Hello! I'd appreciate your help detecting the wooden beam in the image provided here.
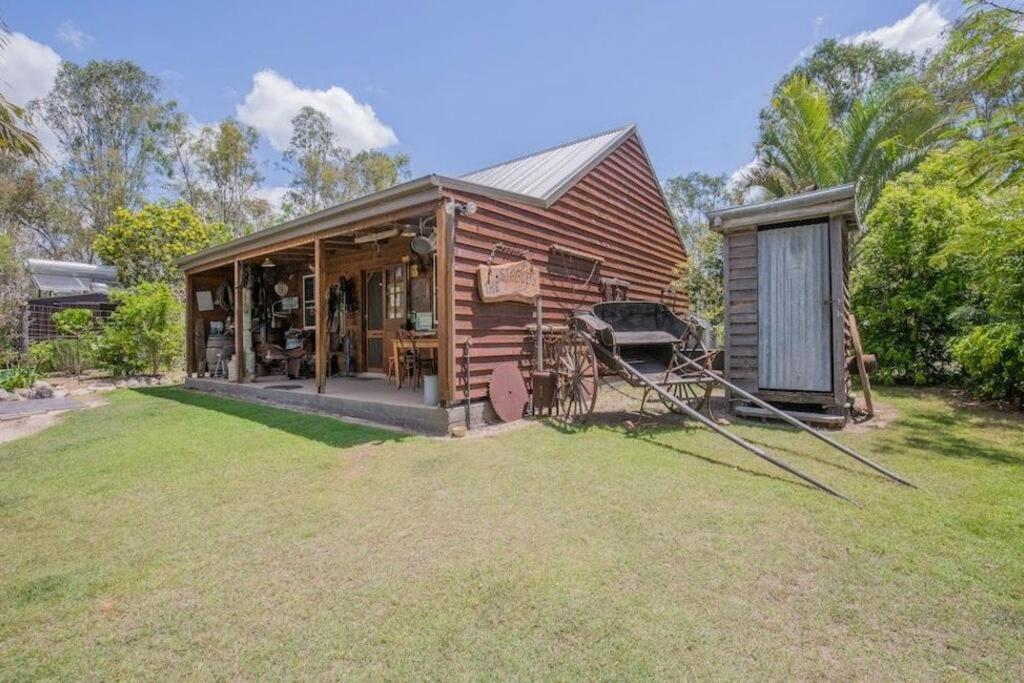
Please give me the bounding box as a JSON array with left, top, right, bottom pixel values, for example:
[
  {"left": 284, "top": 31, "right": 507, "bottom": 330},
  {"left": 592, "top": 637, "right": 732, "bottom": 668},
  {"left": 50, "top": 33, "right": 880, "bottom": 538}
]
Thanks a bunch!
[
  {"left": 234, "top": 260, "right": 244, "bottom": 383},
  {"left": 435, "top": 201, "right": 452, "bottom": 405},
  {"left": 314, "top": 237, "right": 326, "bottom": 394},
  {"left": 184, "top": 274, "right": 195, "bottom": 377}
]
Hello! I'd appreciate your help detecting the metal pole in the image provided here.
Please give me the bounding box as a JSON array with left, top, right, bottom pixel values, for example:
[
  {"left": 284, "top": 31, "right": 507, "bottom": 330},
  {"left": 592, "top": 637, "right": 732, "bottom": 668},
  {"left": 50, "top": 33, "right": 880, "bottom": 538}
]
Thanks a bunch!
[{"left": 674, "top": 353, "right": 914, "bottom": 487}]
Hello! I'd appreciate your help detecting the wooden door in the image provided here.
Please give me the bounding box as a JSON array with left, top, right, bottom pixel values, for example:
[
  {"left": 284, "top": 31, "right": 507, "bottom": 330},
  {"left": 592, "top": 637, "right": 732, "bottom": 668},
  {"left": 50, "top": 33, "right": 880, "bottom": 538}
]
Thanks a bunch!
[
  {"left": 363, "top": 269, "right": 385, "bottom": 372},
  {"left": 757, "top": 222, "right": 832, "bottom": 392}
]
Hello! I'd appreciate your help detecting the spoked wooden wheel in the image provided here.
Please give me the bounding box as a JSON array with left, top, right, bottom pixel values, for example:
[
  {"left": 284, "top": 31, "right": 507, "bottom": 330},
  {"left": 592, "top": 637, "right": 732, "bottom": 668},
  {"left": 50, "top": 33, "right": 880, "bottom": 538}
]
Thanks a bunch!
[
  {"left": 655, "top": 380, "right": 715, "bottom": 419},
  {"left": 554, "top": 330, "right": 598, "bottom": 422}
]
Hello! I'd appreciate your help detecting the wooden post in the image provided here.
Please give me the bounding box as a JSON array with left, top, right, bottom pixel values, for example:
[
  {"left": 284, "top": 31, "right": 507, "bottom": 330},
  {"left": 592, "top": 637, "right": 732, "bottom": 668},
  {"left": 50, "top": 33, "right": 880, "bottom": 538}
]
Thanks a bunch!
[
  {"left": 184, "top": 273, "right": 194, "bottom": 377},
  {"left": 314, "top": 237, "right": 326, "bottom": 394},
  {"left": 435, "top": 202, "right": 452, "bottom": 405},
  {"left": 828, "top": 216, "right": 847, "bottom": 411},
  {"left": 234, "top": 260, "right": 244, "bottom": 383},
  {"left": 848, "top": 312, "right": 874, "bottom": 417}
]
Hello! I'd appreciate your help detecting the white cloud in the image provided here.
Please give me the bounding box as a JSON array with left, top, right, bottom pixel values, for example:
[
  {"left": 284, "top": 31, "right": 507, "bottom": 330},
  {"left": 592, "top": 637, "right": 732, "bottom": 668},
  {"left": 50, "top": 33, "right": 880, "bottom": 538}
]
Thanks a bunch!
[
  {"left": 843, "top": 3, "right": 950, "bottom": 56},
  {"left": 0, "top": 31, "right": 61, "bottom": 106},
  {"left": 236, "top": 69, "right": 398, "bottom": 152},
  {"left": 0, "top": 32, "right": 63, "bottom": 161},
  {"left": 56, "top": 20, "right": 93, "bottom": 50}
]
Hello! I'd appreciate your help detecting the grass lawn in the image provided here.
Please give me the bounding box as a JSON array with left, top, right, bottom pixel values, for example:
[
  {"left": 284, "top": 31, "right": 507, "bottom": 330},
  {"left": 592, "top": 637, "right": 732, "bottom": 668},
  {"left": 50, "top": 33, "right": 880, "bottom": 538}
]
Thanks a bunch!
[{"left": 1, "top": 387, "right": 1022, "bottom": 679}]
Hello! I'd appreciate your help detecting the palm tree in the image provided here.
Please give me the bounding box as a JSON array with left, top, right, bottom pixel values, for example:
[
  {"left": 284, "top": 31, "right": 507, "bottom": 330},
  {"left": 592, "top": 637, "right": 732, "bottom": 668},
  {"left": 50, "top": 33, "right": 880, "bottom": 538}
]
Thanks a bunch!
[
  {"left": 0, "top": 22, "right": 44, "bottom": 162},
  {"left": 743, "top": 74, "right": 946, "bottom": 218}
]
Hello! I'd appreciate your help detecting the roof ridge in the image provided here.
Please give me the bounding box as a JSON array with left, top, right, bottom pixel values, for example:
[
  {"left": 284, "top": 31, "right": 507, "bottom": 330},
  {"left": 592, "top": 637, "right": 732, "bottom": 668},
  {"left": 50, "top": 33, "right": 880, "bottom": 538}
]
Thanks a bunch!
[{"left": 459, "top": 123, "right": 635, "bottom": 179}]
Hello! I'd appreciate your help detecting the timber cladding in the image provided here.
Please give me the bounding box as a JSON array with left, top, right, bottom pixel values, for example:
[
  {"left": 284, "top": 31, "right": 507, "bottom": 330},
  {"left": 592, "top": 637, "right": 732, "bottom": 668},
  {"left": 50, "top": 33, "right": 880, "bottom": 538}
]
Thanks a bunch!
[{"left": 446, "top": 134, "right": 688, "bottom": 400}]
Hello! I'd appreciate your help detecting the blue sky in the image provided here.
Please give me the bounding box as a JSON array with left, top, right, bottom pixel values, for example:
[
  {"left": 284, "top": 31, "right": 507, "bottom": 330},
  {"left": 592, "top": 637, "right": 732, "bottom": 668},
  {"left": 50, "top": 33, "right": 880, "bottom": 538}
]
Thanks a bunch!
[{"left": 3, "top": 1, "right": 957, "bottom": 206}]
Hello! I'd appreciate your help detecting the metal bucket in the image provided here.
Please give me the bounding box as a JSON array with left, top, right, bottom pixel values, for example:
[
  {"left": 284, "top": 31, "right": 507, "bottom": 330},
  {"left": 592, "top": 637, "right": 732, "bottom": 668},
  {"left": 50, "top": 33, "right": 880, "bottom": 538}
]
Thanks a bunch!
[{"left": 422, "top": 374, "right": 438, "bottom": 406}]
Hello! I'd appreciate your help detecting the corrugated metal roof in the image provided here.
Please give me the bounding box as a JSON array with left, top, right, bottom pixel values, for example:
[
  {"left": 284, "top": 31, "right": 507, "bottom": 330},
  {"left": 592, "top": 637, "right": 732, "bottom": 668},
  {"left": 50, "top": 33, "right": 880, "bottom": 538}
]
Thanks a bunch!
[
  {"left": 26, "top": 259, "right": 119, "bottom": 295},
  {"left": 459, "top": 125, "right": 635, "bottom": 203}
]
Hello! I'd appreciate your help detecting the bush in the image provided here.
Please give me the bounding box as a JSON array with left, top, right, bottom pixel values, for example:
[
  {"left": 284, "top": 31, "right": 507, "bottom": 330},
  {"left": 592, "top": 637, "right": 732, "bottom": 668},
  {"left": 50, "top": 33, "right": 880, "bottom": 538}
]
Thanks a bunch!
[
  {"left": 49, "top": 308, "right": 97, "bottom": 375},
  {"left": 951, "top": 323, "right": 1024, "bottom": 401},
  {"left": 96, "top": 283, "right": 183, "bottom": 376},
  {"left": 28, "top": 339, "right": 94, "bottom": 375},
  {"left": 851, "top": 153, "right": 977, "bottom": 385},
  {"left": 0, "top": 366, "right": 37, "bottom": 392}
]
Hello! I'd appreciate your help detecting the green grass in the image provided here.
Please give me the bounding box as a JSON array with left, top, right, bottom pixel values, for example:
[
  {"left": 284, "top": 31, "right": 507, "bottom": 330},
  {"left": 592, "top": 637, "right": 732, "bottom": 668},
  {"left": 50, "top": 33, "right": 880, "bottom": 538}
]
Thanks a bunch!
[{"left": 1, "top": 387, "right": 1022, "bottom": 680}]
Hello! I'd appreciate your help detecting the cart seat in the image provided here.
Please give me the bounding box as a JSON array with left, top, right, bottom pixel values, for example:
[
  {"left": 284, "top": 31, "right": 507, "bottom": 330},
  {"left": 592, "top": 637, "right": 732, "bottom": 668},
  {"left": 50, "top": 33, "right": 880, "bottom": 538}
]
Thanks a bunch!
[{"left": 613, "top": 330, "right": 679, "bottom": 346}]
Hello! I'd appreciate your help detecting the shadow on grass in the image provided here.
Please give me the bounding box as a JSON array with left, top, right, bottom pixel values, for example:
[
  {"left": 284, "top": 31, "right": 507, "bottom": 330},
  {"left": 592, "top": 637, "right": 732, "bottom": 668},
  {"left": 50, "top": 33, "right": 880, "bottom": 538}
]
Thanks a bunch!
[
  {"left": 133, "top": 386, "right": 407, "bottom": 450},
  {"left": 543, "top": 411, "right": 819, "bottom": 494},
  {"left": 872, "top": 411, "right": 1022, "bottom": 466}
]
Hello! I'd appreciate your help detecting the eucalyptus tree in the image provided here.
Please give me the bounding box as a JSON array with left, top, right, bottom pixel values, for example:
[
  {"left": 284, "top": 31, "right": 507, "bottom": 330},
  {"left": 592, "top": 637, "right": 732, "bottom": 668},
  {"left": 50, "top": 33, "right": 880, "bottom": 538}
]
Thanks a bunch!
[{"left": 35, "top": 59, "right": 171, "bottom": 260}]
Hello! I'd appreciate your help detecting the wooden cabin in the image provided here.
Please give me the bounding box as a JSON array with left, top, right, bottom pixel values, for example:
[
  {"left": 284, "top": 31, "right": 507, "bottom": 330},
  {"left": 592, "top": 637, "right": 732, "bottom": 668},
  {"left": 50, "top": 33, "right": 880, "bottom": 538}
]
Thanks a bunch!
[
  {"left": 179, "top": 125, "right": 688, "bottom": 433},
  {"left": 708, "top": 184, "right": 859, "bottom": 424}
]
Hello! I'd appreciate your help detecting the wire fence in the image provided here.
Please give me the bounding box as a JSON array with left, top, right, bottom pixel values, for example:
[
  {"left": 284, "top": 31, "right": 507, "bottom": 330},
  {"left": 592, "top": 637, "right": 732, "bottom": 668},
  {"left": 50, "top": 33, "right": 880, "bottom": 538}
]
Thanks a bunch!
[{"left": 23, "top": 301, "right": 116, "bottom": 346}]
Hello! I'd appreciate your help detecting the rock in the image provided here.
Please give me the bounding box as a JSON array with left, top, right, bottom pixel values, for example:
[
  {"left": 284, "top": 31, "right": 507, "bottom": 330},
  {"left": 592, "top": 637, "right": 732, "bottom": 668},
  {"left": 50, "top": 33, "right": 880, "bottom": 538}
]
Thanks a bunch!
[
  {"left": 31, "top": 381, "right": 53, "bottom": 399},
  {"left": 0, "top": 388, "right": 11, "bottom": 401},
  {"left": 16, "top": 387, "right": 34, "bottom": 399},
  {"left": 126, "top": 378, "right": 141, "bottom": 388},
  {"left": 115, "top": 380, "right": 128, "bottom": 389},
  {"left": 53, "top": 388, "right": 69, "bottom": 399}
]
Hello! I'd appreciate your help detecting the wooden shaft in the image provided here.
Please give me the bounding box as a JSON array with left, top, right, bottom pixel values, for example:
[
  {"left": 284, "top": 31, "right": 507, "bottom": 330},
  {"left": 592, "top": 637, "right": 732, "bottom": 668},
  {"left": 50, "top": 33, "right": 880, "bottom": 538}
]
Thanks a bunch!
[{"left": 675, "top": 353, "right": 913, "bottom": 488}]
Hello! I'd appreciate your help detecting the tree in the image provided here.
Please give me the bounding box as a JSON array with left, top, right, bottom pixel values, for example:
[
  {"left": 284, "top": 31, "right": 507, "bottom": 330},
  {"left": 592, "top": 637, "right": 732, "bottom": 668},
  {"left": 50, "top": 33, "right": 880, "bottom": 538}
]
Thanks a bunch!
[
  {"left": 759, "top": 39, "right": 915, "bottom": 136},
  {"left": 663, "top": 172, "right": 741, "bottom": 331},
  {"left": 96, "top": 282, "right": 183, "bottom": 376},
  {"left": 744, "top": 74, "right": 947, "bottom": 218},
  {"left": 0, "top": 233, "right": 27, "bottom": 355},
  {"left": 160, "top": 110, "right": 202, "bottom": 208},
  {"left": 850, "top": 153, "right": 978, "bottom": 385},
  {"left": 283, "top": 106, "right": 410, "bottom": 216},
  {"left": 93, "top": 202, "right": 230, "bottom": 287},
  {"left": 34, "top": 60, "right": 170, "bottom": 260},
  {"left": 0, "top": 156, "right": 85, "bottom": 259},
  {"left": 931, "top": 3, "right": 1024, "bottom": 188},
  {"left": 193, "top": 119, "right": 269, "bottom": 236}
]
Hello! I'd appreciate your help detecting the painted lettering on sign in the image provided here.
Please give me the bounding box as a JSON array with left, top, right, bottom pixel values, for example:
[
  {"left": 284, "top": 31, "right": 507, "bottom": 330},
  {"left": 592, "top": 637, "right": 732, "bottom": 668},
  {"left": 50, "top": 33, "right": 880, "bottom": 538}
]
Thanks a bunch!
[{"left": 477, "top": 260, "right": 540, "bottom": 304}]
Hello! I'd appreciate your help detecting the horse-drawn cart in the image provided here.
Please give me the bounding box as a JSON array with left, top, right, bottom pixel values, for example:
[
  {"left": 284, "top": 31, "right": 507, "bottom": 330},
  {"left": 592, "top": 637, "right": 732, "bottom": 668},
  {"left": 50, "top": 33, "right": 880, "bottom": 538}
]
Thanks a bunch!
[{"left": 546, "top": 301, "right": 912, "bottom": 502}]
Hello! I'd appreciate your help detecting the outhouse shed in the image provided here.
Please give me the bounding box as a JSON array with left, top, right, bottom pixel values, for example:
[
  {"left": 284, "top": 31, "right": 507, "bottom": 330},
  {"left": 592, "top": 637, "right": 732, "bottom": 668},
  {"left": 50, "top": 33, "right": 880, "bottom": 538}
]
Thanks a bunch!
[{"left": 708, "top": 184, "right": 859, "bottom": 422}]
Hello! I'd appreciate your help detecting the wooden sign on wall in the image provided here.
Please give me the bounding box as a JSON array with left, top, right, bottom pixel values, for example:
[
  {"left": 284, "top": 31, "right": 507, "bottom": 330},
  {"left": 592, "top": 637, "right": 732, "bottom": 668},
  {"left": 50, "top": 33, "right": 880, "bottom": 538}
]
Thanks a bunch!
[{"left": 477, "top": 260, "right": 540, "bottom": 304}]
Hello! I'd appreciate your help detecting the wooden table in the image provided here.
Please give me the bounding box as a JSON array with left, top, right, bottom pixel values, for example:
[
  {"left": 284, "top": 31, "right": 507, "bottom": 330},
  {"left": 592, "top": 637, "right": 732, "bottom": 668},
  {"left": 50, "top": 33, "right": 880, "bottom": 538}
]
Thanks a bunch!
[{"left": 391, "top": 334, "right": 438, "bottom": 388}]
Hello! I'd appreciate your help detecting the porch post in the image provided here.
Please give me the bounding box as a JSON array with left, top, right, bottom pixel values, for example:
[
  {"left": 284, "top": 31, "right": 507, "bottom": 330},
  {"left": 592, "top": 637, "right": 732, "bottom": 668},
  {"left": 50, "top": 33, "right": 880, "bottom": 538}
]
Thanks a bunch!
[
  {"left": 435, "top": 202, "right": 452, "bottom": 405},
  {"left": 234, "top": 260, "right": 244, "bottom": 383},
  {"left": 314, "top": 237, "right": 326, "bottom": 394},
  {"left": 184, "top": 273, "right": 194, "bottom": 377}
]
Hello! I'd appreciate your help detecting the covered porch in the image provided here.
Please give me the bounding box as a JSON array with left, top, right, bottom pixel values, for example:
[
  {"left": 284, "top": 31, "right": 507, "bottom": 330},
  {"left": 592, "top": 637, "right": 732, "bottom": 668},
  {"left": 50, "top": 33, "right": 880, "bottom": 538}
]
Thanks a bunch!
[{"left": 181, "top": 183, "right": 459, "bottom": 432}]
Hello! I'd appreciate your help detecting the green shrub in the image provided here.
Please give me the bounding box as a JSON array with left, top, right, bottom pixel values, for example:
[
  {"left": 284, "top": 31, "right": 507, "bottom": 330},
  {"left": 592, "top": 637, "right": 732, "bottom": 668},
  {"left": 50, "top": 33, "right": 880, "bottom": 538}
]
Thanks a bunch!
[
  {"left": 49, "top": 308, "right": 97, "bottom": 375},
  {"left": 851, "top": 153, "right": 977, "bottom": 385},
  {"left": 52, "top": 308, "right": 94, "bottom": 337},
  {"left": 951, "top": 323, "right": 1024, "bottom": 401},
  {"left": 96, "top": 283, "right": 183, "bottom": 376},
  {"left": 0, "top": 366, "right": 37, "bottom": 392},
  {"left": 28, "top": 339, "right": 93, "bottom": 375}
]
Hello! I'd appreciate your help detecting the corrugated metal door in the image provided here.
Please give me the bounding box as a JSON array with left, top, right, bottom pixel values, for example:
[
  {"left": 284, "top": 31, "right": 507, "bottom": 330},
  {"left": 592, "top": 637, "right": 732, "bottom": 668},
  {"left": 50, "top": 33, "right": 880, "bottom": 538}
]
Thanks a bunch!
[{"left": 757, "top": 222, "right": 832, "bottom": 392}]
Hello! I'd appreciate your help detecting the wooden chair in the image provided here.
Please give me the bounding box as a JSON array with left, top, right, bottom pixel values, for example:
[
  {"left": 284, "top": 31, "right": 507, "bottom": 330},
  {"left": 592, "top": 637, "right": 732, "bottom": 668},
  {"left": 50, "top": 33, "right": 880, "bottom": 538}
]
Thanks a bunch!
[{"left": 392, "top": 332, "right": 417, "bottom": 389}]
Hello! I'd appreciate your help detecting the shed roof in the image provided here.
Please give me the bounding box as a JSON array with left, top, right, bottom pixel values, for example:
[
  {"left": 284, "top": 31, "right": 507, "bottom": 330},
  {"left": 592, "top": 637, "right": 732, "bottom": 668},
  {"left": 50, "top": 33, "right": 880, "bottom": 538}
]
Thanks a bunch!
[
  {"left": 707, "top": 184, "right": 857, "bottom": 233},
  {"left": 459, "top": 125, "right": 635, "bottom": 204},
  {"left": 25, "top": 258, "right": 118, "bottom": 295}
]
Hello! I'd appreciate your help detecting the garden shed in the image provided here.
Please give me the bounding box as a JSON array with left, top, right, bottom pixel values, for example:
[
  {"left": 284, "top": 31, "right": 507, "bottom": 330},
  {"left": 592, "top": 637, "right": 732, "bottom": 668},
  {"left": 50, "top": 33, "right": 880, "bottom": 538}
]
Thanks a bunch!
[{"left": 708, "top": 184, "right": 859, "bottom": 423}]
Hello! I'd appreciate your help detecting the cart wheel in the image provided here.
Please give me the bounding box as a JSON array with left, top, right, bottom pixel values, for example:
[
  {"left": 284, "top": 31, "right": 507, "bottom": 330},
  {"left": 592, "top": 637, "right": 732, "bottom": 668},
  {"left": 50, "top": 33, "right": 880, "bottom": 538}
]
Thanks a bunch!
[
  {"left": 658, "top": 381, "right": 711, "bottom": 416},
  {"left": 555, "top": 330, "right": 598, "bottom": 422}
]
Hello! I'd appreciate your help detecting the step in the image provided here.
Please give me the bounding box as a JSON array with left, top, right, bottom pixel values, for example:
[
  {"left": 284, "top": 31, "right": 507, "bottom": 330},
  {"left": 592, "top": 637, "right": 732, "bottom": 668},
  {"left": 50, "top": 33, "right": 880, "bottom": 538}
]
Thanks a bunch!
[{"left": 734, "top": 404, "right": 847, "bottom": 427}]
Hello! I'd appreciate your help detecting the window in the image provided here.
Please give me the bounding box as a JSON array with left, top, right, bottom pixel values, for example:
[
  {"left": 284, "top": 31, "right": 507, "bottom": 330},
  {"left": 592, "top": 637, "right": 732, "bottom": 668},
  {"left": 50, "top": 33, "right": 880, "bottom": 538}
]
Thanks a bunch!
[
  {"left": 386, "top": 264, "right": 405, "bottom": 319},
  {"left": 302, "top": 274, "right": 316, "bottom": 329}
]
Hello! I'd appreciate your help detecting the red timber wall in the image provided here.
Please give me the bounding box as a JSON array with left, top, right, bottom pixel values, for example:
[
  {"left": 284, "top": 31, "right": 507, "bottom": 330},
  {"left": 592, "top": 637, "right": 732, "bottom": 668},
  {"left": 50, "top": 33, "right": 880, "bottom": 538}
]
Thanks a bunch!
[{"left": 446, "top": 134, "right": 688, "bottom": 401}]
